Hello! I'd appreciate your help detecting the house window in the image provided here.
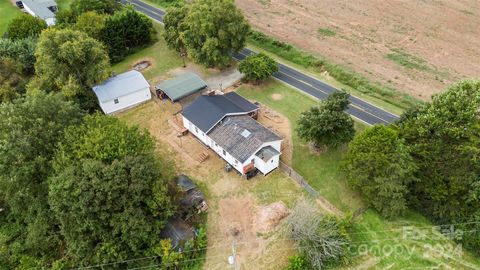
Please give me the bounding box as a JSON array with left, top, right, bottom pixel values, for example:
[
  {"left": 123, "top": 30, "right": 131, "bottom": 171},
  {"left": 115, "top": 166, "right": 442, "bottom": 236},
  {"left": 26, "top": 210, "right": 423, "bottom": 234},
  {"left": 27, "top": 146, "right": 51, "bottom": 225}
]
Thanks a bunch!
[
  {"left": 114, "top": 98, "right": 119, "bottom": 104},
  {"left": 251, "top": 159, "right": 255, "bottom": 164},
  {"left": 195, "top": 127, "right": 198, "bottom": 133},
  {"left": 223, "top": 150, "right": 226, "bottom": 156},
  {"left": 234, "top": 160, "right": 238, "bottom": 165}
]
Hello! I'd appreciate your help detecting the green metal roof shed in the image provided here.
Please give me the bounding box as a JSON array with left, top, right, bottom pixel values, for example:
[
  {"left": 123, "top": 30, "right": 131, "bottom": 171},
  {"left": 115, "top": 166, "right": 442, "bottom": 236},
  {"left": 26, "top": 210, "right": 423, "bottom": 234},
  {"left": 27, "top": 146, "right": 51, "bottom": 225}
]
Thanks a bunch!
[{"left": 155, "top": 72, "right": 207, "bottom": 102}]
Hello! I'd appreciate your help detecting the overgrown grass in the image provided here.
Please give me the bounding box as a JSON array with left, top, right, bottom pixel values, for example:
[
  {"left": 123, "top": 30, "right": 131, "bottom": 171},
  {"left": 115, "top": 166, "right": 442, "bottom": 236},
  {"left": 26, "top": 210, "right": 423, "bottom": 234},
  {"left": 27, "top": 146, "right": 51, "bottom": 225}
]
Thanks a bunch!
[
  {"left": 385, "top": 48, "right": 430, "bottom": 71},
  {"left": 111, "top": 23, "right": 183, "bottom": 80},
  {"left": 318, "top": 27, "right": 336, "bottom": 37},
  {"left": 0, "top": 0, "right": 21, "bottom": 35},
  {"left": 237, "top": 80, "right": 480, "bottom": 268},
  {"left": 247, "top": 30, "right": 421, "bottom": 111},
  {"left": 143, "top": 0, "right": 183, "bottom": 9}
]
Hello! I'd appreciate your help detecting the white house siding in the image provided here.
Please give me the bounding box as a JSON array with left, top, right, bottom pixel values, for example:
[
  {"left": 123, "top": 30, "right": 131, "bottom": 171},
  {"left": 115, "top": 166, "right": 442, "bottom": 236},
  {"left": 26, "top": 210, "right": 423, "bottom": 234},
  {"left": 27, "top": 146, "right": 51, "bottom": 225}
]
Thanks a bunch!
[
  {"left": 182, "top": 115, "right": 282, "bottom": 175},
  {"left": 23, "top": 5, "right": 36, "bottom": 17},
  {"left": 45, "top": 17, "right": 56, "bottom": 26},
  {"left": 23, "top": 3, "right": 56, "bottom": 26},
  {"left": 100, "top": 87, "right": 151, "bottom": 114}
]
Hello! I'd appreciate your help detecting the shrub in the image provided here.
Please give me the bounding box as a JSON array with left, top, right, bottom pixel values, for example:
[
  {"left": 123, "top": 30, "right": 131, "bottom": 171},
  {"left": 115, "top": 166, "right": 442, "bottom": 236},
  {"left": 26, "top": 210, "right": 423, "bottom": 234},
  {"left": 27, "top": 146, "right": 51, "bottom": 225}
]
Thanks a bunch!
[{"left": 238, "top": 53, "right": 278, "bottom": 83}]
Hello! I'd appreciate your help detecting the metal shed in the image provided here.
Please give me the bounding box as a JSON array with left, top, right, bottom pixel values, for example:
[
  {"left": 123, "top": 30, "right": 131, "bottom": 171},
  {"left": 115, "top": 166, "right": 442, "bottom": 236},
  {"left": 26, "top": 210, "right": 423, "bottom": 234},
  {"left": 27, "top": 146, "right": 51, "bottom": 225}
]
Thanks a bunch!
[{"left": 155, "top": 72, "right": 207, "bottom": 102}]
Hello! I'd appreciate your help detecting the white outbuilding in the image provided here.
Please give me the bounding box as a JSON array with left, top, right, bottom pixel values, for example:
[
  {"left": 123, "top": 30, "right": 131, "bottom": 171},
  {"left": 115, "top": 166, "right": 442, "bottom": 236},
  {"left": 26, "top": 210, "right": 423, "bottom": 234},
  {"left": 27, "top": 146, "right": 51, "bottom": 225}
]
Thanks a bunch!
[
  {"left": 22, "top": 0, "right": 58, "bottom": 26},
  {"left": 92, "top": 70, "right": 151, "bottom": 114}
]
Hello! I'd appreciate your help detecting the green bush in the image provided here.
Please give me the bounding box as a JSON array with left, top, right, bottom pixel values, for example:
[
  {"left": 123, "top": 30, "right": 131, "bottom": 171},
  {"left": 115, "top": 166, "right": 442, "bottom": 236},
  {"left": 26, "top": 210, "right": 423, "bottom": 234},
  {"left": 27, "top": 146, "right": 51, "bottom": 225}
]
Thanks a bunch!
[{"left": 238, "top": 53, "right": 278, "bottom": 82}]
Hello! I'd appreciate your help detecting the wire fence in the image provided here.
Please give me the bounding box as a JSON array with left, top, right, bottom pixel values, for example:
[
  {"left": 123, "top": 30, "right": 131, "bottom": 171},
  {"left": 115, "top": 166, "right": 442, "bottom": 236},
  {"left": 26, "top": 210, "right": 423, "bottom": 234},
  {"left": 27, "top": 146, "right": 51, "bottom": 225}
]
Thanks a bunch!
[{"left": 279, "top": 162, "right": 319, "bottom": 198}]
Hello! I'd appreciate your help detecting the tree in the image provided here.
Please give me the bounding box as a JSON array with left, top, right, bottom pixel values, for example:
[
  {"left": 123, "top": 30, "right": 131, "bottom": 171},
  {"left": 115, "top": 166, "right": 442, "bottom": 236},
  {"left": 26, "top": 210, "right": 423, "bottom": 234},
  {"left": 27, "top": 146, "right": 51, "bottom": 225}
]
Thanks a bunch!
[
  {"left": 396, "top": 80, "right": 480, "bottom": 252},
  {"left": 49, "top": 115, "right": 175, "bottom": 265},
  {"left": 238, "top": 53, "right": 278, "bottom": 83},
  {"left": 399, "top": 80, "right": 480, "bottom": 221},
  {"left": 296, "top": 92, "right": 355, "bottom": 150},
  {"left": 164, "top": 0, "right": 250, "bottom": 68},
  {"left": 71, "top": 0, "right": 118, "bottom": 15},
  {"left": 101, "top": 7, "right": 154, "bottom": 62},
  {"left": 343, "top": 125, "right": 417, "bottom": 218},
  {"left": 74, "top": 11, "right": 107, "bottom": 40},
  {"left": 0, "top": 92, "right": 83, "bottom": 262},
  {"left": 163, "top": 4, "right": 189, "bottom": 52},
  {"left": 0, "top": 57, "right": 28, "bottom": 102},
  {"left": 55, "top": 9, "right": 78, "bottom": 27},
  {"left": 0, "top": 37, "right": 37, "bottom": 75},
  {"left": 5, "top": 13, "right": 47, "bottom": 40},
  {"left": 30, "top": 28, "right": 110, "bottom": 111},
  {"left": 285, "top": 200, "right": 350, "bottom": 269}
]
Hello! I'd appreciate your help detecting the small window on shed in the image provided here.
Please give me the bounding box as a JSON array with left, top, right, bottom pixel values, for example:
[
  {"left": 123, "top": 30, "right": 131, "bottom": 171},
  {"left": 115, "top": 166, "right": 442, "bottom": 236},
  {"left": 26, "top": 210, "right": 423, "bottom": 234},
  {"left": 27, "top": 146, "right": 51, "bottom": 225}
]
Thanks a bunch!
[{"left": 114, "top": 98, "right": 119, "bottom": 104}]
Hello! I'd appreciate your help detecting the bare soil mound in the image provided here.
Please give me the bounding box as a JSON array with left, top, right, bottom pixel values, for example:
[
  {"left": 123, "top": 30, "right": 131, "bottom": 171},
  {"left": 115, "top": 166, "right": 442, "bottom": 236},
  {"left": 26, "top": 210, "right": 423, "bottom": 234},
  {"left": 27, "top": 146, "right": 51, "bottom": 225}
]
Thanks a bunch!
[{"left": 254, "top": 201, "right": 289, "bottom": 233}]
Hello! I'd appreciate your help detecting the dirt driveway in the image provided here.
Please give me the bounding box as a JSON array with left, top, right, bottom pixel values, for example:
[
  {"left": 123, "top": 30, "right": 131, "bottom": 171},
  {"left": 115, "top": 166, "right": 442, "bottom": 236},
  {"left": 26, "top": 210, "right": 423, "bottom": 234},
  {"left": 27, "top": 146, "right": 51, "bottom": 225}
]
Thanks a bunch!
[{"left": 235, "top": 0, "right": 480, "bottom": 100}]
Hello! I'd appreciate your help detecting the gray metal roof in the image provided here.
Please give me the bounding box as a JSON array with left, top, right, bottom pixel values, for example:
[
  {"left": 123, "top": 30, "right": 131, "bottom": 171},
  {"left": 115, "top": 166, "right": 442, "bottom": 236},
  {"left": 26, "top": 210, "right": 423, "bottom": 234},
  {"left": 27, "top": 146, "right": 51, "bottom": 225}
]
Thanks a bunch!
[
  {"left": 92, "top": 70, "right": 150, "bottom": 103},
  {"left": 256, "top": 146, "right": 280, "bottom": 162},
  {"left": 156, "top": 72, "right": 207, "bottom": 102},
  {"left": 22, "top": 0, "right": 56, "bottom": 19},
  {"left": 160, "top": 217, "right": 194, "bottom": 249},
  {"left": 208, "top": 115, "right": 282, "bottom": 163},
  {"left": 182, "top": 92, "right": 258, "bottom": 133}
]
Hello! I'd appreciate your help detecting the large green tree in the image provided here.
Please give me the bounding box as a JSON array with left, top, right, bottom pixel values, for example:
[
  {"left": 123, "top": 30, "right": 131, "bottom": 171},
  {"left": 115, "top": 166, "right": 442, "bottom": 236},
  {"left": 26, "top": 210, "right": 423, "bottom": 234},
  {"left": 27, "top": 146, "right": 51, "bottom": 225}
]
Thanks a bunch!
[
  {"left": 296, "top": 92, "right": 355, "bottom": 150},
  {"left": 164, "top": 0, "right": 250, "bottom": 68},
  {"left": 5, "top": 13, "right": 47, "bottom": 40},
  {"left": 343, "top": 125, "right": 417, "bottom": 218},
  {"left": 0, "top": 37, "right": 37, "bottom": 75},
  {"left": 74, "top": 11, "right": 107, "bottom": 40},
  {"left": 0, "top": 93, "right": 83, "bottom": 267},
  {"left": 49, "top": 115, "right": 175, "bottom": 266},
  {"left": 399, "top": 80, "right": 480, "bottom": 222},
  {"left": 0, "top": 57, "right": 28, "bottom": 102},
  {"left": 71, "top": 0, "right": 118, "bottom": 15},
  {"left": 238, "top": 53, "right": 278, "bottom": 83},
  {"left": 29, "top": 28, "right": 110, "bottom": 111},
  {"left": 101, "top": 7, "right": 154, "bottom": 62}
]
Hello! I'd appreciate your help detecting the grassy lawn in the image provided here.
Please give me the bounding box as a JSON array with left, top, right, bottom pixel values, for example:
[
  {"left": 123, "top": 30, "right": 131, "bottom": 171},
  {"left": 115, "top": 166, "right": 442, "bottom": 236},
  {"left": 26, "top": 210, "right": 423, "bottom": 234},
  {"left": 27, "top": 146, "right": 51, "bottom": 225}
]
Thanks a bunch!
[
  {"left": 237, "top": 80, "right": 480, "bottom": 269},
  {"left": 0, "top": 0, "right": 21, "bottom": 35},
  {"left": 111, "top": 23, "right": 183, "bottom": 80}
]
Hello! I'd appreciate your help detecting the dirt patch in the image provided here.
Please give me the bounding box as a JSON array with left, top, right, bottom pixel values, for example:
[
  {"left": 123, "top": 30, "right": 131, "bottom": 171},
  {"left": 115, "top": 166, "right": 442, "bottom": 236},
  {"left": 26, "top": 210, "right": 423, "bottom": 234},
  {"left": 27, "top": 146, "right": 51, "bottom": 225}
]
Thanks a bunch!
[
  {"left": 254, "top": 202, "right": 289, "bottom": 233},
  {"left": 131, "top": 58, "right": 155, "bottom": 72},
  {"left": 132, "top": 60, "right": 152, "bottom": 71},
  {"left": 271, "top": 93, "right": 283, "bottom": 100},
  {"left": 236, "top": 0, "right": 480, "bottom": 100}
]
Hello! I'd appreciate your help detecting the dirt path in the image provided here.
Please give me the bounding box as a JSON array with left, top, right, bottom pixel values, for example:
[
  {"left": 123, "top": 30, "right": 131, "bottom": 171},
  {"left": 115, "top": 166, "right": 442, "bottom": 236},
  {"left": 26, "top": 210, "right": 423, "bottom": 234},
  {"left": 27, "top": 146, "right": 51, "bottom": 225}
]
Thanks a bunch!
[{"left": 235, "top": 0, "right": 480, "bottom": 100}]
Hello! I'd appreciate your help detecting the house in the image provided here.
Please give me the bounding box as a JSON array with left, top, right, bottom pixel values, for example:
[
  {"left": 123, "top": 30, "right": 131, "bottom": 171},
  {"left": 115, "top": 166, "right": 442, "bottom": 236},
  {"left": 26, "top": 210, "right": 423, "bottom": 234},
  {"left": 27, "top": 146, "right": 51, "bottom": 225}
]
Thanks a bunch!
[
  {"left": 182, "top": 92, "right": 282, "bottom": 176},
  {"left": 155, "top": 72, "right": 207, "bottom": 102},
  {"left": 92, "top": 70, "right": 151, "bottom": 114},
  {"left": 22, "top": 0, "right": 58, "bottom": 26}
]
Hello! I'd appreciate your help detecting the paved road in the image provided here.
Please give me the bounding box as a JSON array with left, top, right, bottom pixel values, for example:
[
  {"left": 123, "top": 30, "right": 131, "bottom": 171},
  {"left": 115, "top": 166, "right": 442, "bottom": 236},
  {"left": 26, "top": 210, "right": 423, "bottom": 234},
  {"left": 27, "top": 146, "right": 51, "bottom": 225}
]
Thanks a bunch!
[{"left": 124, "top": 0, "right": 400, "bottom": 125}]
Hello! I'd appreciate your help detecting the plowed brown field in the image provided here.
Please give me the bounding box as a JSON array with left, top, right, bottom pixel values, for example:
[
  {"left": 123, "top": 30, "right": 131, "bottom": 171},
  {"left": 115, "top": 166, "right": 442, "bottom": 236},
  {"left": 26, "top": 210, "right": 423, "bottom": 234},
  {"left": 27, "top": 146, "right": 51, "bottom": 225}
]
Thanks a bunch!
[{"left": 236, "top": 0, "right": 480, "bottom": 100}]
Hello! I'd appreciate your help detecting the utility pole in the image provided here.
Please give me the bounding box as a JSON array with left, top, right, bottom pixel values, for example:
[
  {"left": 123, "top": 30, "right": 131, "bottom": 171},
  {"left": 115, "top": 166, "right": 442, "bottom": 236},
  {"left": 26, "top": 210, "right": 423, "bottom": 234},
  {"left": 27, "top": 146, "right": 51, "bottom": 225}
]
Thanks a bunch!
[{"left": 229, "top": 239, "right": 239, "bottom": 270}]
